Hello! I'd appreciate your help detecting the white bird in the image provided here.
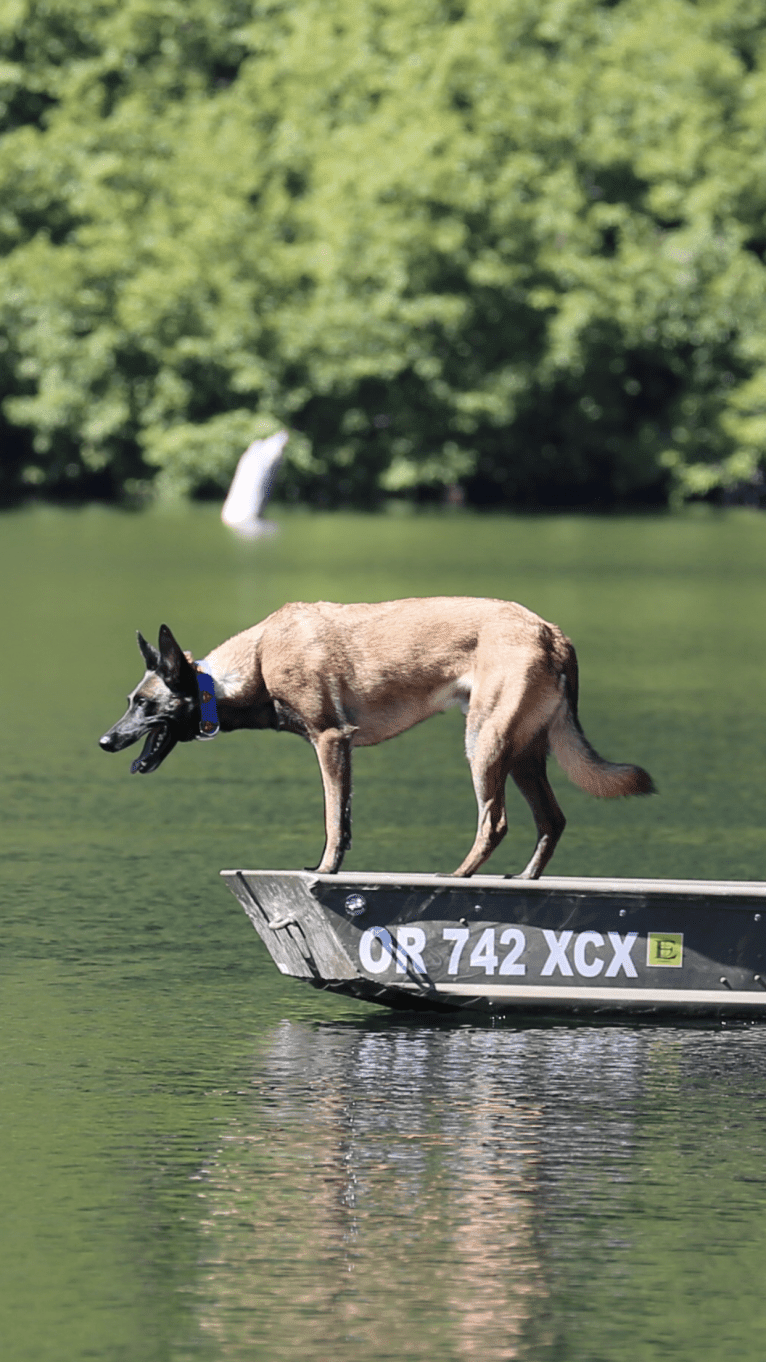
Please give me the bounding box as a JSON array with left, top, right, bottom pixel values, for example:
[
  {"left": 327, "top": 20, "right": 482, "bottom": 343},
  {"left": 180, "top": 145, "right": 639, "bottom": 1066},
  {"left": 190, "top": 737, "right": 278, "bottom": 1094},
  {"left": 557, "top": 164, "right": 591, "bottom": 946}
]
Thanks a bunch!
[{"left": 221, "top": 429, "right": 289, "bottom": 539}]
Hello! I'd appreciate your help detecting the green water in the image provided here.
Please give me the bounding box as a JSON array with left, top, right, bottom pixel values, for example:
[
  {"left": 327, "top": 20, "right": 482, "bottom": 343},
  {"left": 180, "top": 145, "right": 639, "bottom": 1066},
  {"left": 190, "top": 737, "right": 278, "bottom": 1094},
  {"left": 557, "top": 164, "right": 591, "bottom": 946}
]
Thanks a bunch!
[{"left": 3, "top": 504, "right": 766, "bottom": 1361}]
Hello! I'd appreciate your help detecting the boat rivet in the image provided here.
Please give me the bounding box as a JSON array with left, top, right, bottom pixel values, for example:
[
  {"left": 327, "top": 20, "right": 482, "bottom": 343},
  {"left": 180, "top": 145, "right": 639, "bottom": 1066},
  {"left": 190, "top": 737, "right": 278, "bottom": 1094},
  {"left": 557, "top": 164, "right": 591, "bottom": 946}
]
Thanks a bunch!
[
  {"left": 459, "top": 917, "right": 468, "bottom": 926},
  {"left": 619, "top": 909, "right": 626, "bottom": 917},
  {"left": 720, "top": 976, "right": 732, "bottom": 989},
  {"left": 345, "top": 893, "right": 367, "bottom": 917},
  {"left": 755, "top": 914, "right": 762, "bottom": 922}
]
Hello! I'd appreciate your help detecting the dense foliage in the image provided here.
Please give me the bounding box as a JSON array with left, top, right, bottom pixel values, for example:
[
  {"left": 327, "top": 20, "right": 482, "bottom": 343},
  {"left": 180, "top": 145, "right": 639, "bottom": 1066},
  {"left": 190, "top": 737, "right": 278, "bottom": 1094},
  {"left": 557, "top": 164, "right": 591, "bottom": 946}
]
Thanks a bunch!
[{"left": 2, "top": 0, "right": 766, "bottom": 508}]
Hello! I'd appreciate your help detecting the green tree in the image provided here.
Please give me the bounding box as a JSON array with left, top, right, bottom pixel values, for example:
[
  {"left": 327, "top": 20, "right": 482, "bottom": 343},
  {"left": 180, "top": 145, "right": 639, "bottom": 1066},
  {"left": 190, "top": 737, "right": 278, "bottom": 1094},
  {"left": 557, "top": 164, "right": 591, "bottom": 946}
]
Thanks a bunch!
[{"left": 2, "top": 0, "right": 766, "bottom": 508}]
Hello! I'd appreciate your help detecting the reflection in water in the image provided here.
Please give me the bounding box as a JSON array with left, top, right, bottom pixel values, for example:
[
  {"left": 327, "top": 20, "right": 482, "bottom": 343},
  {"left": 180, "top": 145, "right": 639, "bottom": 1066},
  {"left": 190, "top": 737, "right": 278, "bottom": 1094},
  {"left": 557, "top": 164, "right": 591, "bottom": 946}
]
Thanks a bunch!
[{"left": 193, "top": 1022, "right": 648, "bottom": 1360}]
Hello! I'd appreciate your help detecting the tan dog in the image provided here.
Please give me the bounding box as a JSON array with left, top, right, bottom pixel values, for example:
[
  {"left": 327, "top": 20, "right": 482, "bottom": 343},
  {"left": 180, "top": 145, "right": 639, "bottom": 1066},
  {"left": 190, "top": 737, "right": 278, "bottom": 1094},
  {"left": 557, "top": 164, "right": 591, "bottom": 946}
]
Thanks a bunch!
[{"left": 99, "top": 597, "right": 654, "bottom": 878}]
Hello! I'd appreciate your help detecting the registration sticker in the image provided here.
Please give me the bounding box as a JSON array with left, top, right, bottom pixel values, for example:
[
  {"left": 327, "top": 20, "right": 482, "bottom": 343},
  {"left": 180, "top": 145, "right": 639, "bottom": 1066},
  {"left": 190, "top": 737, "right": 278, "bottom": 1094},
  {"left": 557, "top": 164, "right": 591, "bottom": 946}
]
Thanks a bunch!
[{"left": 646, "top": 932, "right": 684, "bottom": 968}]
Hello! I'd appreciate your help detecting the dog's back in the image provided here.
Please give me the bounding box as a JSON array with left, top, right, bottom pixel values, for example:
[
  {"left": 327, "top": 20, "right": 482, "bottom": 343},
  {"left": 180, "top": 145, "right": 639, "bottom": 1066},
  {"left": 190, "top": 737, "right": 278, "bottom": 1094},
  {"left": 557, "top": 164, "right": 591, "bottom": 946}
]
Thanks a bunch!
[{"left": 229, "top": 597, "right": 560, "bottom": 747}]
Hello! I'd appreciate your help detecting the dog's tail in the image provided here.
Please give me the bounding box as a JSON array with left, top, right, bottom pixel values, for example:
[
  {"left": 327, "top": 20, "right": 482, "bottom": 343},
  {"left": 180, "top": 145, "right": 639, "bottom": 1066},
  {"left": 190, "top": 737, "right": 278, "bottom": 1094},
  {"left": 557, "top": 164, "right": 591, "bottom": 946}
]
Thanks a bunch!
[{"left": 548, "top": 651, "right": 655, "bottom": 799}]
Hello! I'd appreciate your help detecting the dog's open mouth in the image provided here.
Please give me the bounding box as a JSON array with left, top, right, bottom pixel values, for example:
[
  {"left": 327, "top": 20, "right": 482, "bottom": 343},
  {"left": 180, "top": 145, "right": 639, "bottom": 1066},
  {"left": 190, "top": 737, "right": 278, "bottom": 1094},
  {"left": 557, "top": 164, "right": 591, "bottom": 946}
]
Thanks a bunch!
[{"left": 130, "top": 722, "right": 178, "bottom": 774}]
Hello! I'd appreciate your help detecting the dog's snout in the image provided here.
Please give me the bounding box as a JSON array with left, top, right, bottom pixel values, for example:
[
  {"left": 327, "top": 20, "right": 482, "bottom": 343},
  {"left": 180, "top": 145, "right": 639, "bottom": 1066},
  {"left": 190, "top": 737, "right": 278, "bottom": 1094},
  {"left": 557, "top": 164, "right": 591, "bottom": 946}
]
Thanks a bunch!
[{"left": 99, "top": 732, "right": 115, "bottom": 751}]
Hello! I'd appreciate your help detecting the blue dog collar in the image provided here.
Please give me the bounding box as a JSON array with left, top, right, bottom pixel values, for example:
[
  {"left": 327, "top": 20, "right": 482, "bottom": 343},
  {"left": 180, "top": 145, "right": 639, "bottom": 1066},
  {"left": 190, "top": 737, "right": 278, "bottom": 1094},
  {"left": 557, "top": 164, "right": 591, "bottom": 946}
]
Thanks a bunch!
[{"left": 194, "top": 668, "right": 220, "bottom": 740}]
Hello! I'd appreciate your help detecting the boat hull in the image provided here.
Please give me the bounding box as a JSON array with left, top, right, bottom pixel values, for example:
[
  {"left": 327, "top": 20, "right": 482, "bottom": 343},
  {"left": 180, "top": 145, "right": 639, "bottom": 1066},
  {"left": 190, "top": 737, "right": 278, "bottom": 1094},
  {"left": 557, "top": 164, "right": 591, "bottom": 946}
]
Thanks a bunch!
[{"left": 221, "top": 870, "right": 766, "bottom": 1017}]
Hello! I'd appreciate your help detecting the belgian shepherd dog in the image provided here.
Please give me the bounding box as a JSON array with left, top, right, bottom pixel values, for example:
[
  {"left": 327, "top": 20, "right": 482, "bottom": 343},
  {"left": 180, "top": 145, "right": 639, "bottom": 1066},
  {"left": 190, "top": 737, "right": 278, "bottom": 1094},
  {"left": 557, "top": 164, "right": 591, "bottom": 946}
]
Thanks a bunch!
[{"left": 99, "top": 598, "right": 654, "bottom": 877}]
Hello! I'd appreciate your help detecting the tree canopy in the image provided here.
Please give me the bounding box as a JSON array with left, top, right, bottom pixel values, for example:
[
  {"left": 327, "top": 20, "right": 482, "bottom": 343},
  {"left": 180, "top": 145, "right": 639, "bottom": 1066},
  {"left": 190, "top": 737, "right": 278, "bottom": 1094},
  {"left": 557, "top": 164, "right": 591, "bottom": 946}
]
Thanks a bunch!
[{"left": 2, "top": 0, "right": 766, "bottom": 508}]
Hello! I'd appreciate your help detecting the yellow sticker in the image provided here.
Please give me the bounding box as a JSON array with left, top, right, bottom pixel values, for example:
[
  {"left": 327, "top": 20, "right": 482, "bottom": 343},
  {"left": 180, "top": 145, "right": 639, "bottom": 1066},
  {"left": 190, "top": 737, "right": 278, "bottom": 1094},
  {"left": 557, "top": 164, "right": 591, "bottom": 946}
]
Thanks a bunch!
[{"left": 646, "top": 933, "right": 684, "bottom": 968}]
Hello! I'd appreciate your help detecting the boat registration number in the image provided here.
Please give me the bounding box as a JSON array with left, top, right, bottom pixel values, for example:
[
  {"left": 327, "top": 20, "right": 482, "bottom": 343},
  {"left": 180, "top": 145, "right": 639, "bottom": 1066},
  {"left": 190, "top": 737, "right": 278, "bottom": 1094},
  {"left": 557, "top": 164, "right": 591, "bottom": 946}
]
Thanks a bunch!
[{"left": 357, "top": 925, "right": 683, "bottom": 979}]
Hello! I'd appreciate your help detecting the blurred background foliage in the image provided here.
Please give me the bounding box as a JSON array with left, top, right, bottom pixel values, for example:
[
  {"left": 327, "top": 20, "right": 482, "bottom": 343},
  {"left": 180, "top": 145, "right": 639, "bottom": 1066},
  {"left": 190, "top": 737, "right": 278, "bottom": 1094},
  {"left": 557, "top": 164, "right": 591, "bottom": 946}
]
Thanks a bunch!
[{"left": 2, "top": 0, "right": 766, "bottom": 509}]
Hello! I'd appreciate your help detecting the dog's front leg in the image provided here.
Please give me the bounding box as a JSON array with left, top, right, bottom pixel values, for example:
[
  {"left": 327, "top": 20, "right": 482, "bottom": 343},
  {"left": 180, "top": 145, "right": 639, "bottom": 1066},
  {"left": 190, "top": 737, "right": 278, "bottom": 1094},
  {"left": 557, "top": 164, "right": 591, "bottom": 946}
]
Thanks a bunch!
[{"left": 310, "top": 728, "right": 355, "bottom": 874}]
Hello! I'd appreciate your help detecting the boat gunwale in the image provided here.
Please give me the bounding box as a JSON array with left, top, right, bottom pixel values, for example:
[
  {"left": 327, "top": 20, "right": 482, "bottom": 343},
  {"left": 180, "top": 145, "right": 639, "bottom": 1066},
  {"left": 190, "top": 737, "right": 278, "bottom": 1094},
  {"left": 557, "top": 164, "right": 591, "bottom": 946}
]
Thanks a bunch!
[{"left": 221, "top": 869, "right": 766, "bottom": 900}]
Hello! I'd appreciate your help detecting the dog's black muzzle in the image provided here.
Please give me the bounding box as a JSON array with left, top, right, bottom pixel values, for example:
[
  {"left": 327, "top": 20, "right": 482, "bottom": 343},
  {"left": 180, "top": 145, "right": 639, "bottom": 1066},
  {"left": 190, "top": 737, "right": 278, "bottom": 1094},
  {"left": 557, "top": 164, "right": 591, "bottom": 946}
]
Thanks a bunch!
[
  {"left": 99, "top": 722, "right": 139, "bottom": 754},
  {"left": 99, "top": 718, "right": 180, "bottom": 773}
]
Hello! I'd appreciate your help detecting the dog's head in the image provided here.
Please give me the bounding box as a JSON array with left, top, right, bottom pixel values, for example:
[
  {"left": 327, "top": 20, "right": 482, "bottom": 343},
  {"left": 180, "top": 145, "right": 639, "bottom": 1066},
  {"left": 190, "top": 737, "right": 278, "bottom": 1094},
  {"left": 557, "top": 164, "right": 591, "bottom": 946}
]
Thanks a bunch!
[{"left": 99, "top": 625, "right": 201, "bottom": 773}]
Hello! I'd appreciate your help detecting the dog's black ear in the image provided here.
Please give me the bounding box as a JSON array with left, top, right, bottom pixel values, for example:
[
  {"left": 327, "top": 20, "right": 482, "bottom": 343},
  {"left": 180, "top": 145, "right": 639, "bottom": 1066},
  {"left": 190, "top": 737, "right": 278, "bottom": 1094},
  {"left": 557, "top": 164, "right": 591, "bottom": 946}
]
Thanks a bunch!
[
  {"left": 157, "top": 624, "right": 196, "bottom": 690},
  {"left": 137, "top": 630, "right": 161, "bottom": 671}
]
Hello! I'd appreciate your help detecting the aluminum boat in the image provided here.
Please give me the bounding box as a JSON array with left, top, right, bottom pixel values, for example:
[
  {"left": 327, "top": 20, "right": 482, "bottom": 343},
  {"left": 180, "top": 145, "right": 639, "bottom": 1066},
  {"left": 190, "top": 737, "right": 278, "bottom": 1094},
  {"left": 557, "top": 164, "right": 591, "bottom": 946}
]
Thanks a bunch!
[{"left": 222, "top": 869, "right": 766, "bottom": 1017}]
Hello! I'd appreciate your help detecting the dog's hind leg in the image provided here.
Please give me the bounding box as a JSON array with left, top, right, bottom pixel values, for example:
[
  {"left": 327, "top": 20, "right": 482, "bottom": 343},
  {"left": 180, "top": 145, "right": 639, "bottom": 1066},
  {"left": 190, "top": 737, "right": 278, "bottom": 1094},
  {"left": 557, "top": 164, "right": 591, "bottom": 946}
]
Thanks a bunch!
[
  {"left": 452, "top": 726, "right": 514, "bottom": 878},
  {"left": 311, "top": 728, "right": 354, "bottom": 874},
  {"left": 509, "top": 739, "right": 567, "bottom": 880}
]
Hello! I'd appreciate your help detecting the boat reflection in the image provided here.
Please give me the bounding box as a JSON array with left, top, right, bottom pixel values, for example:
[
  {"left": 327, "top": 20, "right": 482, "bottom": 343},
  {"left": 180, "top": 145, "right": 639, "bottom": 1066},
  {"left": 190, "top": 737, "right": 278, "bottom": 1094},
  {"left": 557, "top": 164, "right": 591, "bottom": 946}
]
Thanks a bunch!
[{"left": 194, "top": 1021, "right": 646, "bottom": 1359}]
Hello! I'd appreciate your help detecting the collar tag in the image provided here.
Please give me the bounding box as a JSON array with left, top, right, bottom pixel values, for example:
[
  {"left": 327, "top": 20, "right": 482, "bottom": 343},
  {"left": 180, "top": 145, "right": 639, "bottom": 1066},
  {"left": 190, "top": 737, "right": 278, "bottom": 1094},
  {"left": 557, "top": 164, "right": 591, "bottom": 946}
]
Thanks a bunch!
[{"left": 194, "top": 668, "right": 220, "bottom": 740}]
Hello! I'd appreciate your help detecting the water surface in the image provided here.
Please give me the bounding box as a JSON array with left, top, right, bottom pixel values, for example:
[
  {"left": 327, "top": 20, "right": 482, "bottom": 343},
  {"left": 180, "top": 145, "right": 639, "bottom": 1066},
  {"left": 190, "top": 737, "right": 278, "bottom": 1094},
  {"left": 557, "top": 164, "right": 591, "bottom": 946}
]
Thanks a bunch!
[{"left": 3, "top": 505, "right": 766, "bottom": 1359}]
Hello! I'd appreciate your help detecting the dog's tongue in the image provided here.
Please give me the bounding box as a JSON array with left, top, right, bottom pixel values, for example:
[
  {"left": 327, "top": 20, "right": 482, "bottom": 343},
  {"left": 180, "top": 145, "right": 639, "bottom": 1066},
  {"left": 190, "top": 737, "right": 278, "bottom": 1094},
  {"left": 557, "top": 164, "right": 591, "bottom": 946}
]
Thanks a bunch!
[
  {"left": 131, "top": 725, "right": 165, "bottom": 774},
  {"left": 130, "top": 721, "right": 178, "bottom": 774},
  {"left": 131, "top": 734, "right": 154, "bottom": 773}
]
